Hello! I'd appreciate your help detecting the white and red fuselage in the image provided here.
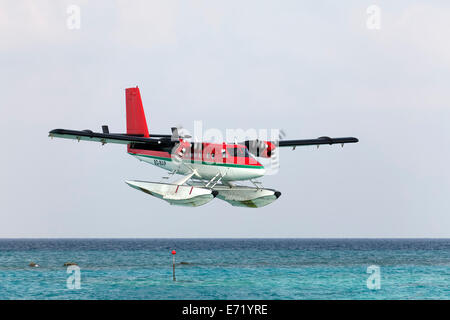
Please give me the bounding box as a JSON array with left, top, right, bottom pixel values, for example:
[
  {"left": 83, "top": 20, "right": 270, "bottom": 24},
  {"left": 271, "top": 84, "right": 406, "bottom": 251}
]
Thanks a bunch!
[{"left": 128, "top": 142, "right": 266, "bottom": 181}]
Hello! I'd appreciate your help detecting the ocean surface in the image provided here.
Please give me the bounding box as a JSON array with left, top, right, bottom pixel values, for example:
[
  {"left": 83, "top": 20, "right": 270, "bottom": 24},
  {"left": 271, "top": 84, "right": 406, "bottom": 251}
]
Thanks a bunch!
[{"left": 0, "top": 239, "right": 449, "bottom": 300}]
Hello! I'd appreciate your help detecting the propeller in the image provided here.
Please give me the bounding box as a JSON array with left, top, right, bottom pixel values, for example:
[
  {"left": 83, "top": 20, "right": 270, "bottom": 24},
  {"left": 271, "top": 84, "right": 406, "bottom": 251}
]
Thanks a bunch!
[
  {"left": 170, "top": 125, "right": 192, "bottom": 167},
  {"left": 171, "top": 125, "right": 192, "bottom": 141}
]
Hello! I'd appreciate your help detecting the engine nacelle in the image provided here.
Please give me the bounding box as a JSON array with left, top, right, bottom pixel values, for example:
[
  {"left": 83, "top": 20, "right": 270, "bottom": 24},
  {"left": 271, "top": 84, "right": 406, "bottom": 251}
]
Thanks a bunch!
[{"left": 244, "top": 140, "right": 277, "bottom": 158}]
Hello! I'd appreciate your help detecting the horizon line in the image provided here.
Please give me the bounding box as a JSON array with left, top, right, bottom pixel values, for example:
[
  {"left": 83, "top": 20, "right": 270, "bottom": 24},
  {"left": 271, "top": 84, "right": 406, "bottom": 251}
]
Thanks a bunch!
[{"left": 0, "top": 237, "right": 449, "bottom": 240}]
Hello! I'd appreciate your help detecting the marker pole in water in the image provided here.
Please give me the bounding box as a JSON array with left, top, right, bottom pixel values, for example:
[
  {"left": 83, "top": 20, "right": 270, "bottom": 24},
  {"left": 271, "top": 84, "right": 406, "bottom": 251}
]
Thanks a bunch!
[{"left": 172, "top": 250, "right": 176, "bottom": 281}]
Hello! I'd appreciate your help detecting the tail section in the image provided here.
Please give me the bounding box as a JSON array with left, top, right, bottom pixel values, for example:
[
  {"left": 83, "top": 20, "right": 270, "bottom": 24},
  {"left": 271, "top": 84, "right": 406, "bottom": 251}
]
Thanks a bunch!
[{"left": 126, "top": 86, "right": 149, "bottom": 137}]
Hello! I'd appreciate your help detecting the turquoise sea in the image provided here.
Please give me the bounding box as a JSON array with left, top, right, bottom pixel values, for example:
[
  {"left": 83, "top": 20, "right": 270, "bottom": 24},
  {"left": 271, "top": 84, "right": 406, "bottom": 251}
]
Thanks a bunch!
[{"left": 0, "top": 239, "right": 449, "bottom": 300}]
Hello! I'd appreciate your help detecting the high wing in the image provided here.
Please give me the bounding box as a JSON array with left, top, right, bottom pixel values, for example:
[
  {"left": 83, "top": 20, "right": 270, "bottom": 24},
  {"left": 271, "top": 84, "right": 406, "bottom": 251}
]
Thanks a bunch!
[
  {"left": 278, "top": 136, "right": 358, "bottom": 147},
  {"left": 242, "top": 136, "right": 359, "bottom": 157},
  {"left": 48, "top": 128, "right": 176, "bottom": 149}
]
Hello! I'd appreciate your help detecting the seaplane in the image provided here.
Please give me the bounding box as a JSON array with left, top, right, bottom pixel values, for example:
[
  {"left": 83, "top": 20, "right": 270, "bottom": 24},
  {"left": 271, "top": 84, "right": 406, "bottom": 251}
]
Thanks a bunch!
[{"left": 49, "top": 87, "right": 358, "bottom": 208}]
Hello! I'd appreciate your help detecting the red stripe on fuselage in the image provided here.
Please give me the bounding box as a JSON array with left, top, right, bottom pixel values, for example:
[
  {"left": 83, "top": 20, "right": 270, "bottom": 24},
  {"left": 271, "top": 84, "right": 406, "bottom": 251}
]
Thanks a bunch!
[{"left": 128, "top": 146, "right": 171, "bottom": 159}]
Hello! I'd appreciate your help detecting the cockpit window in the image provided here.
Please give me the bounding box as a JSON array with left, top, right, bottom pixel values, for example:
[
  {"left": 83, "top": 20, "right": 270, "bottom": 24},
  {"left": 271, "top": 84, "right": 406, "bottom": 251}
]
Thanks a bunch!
[{"left": 227, "top": 147, "right": 250, "bottom": 158}]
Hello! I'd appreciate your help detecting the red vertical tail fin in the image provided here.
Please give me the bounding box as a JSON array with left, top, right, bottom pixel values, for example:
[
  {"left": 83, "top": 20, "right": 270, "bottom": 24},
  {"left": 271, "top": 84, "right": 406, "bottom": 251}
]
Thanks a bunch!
[{"left": 126, "top": 86, "right": 149, "bottom": 137}]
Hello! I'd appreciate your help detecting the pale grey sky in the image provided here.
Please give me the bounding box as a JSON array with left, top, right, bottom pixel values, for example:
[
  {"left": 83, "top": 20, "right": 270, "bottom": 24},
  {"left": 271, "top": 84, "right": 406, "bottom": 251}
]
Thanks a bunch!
[{"left": 1, "top": 0, "right": 449, "bottom": 237}]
